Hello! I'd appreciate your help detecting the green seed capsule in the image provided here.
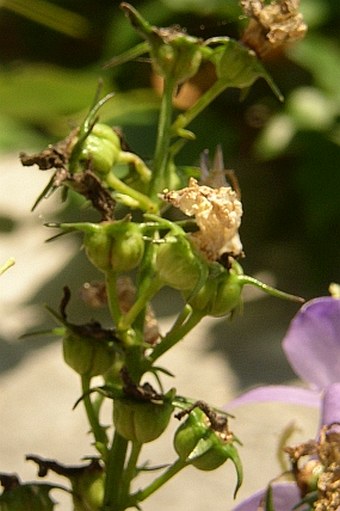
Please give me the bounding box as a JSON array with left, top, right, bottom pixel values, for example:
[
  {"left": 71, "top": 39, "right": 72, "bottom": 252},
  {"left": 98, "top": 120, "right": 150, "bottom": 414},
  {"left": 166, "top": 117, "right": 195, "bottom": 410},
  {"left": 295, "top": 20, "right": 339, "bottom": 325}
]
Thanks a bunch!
[
  {"left": 155, "top": 235, "right": 206, "bottom": 291},
  {"left": 209, "top": 271, "right": 242, "bottom": 317},
  {"left": 113, "top": 391, "right": 174, "bottom": 444},
  {"left": 63, "top": 331, "right": 115, "bottom": 377},
  {"left": 79, "top": 123, "right": 121, "bottom": 175},
  {"left": 83, "top": 221, "right": 145, "bottom": 273},
  {"left": 174, "top": 407, "right": 243, "bottom": 486}
]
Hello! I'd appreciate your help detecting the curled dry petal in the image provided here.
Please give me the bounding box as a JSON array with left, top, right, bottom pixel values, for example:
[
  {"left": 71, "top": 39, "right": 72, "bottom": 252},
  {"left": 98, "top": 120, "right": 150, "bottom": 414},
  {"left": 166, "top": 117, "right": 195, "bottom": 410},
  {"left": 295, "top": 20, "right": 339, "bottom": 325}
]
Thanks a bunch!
[
  {"left": 162, "top": 177, "right": 243, "bottom": 261},
  {"left": 241, "top": 0, "right": 307, "bottom": 58},
  {"left": 282, "top": 297, "right": 340, "bottom": 391}
]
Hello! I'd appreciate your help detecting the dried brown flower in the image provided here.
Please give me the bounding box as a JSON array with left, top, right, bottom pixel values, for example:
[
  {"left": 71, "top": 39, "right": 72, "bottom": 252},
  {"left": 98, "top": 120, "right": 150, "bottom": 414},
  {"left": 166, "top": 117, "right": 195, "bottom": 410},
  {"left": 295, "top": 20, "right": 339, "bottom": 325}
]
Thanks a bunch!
[
  {"left": 162, "top": 177, "right": 243, "bottom": 261},
  {"left": 240, "top": 0, "right": 307, "bottom": 58}
]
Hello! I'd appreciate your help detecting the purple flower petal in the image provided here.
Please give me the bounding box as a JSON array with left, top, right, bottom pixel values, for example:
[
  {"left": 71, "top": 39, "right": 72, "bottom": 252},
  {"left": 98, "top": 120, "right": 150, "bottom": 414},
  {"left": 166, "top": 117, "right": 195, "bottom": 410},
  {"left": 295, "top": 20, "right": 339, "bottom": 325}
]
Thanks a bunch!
[
  {"left": 232, "top": 482, "right": 300, "bottom": 511},
  {"left": 321, "top": 382, "right": 340, "bottom": 426},
  {"left": 282, "top": 297, "right": 340, "bottom": 390},
  {"left": 228, "top": 385, "right": 320, "bottom": 410}
]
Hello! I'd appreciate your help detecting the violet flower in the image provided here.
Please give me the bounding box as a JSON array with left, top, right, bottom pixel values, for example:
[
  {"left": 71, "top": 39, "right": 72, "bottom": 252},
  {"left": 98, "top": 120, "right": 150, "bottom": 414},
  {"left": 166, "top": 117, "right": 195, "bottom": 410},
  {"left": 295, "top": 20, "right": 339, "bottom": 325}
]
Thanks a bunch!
[{"left": 231, "top": 296, "right": 340, "bottom": 511}]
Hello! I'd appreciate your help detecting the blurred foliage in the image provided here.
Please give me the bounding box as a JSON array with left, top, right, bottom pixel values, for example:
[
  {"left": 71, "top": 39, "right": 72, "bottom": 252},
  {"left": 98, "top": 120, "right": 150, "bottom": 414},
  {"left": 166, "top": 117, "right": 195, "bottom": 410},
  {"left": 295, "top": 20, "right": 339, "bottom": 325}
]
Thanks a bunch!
[{"left": 0, "top": 0, "right": 339, "bottom": 297}]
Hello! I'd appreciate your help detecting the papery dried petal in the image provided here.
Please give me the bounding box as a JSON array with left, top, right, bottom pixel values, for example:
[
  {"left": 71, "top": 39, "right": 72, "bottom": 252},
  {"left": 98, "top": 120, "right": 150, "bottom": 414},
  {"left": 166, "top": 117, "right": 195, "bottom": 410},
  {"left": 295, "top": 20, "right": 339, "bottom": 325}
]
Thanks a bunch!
[
  {"left": 162, "top": 178, "right": 243, "bottom": 261},
  {"left": 241, "top": 0, "right": 307, "bottom": 58}
]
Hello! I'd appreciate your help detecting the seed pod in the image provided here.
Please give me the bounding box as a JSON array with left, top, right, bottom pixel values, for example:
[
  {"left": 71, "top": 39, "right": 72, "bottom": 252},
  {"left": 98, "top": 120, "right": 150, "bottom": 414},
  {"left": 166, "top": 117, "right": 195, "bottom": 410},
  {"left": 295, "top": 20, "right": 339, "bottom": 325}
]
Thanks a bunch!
[
  {"left": 84, "top": 221, "right": 145, "bottom": 273},
  {"left": 174, "top": 407, "right": 238, "bottom": 470},
  {"left": 63, "top": 330, "right": 115, "bottom": 378},
  {"left": 113, "top": 390, "right": 174, "bottom": 444},
  {"left": 79, "top": 123, "right": 121, "bottom": 176},
  {"left": 121, "top": 3, "right": 202, "bottom": 85},
  {"left": 208, "top": 271, "right": 242, "bottom": 317},
  {"left": 173, "top": 407, "right": 243, "bottom": 495},
  {"left": 186, "top": 263, "right": 242, "bottom": 318},
  {"left": 155, "top": 234, "right": 207, "bottom": 291}
]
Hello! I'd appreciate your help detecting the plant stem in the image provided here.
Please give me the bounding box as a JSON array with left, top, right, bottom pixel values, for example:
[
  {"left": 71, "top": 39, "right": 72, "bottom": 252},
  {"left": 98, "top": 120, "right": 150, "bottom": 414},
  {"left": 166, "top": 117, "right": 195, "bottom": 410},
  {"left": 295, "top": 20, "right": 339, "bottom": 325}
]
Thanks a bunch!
[
  {"left": 103, "top": 431, "right": 129, "bottom": 511},
  {"left": 81, "top": 375, "right": 108, "bottom": 451},
  {"left": 149, "top": 76, "right": 176, "bottom": 197},
  {"left": 118, "top": 278, "right": 163, "bottom": 331},
  {"left": 170, "top": 78, "right": 229, "bottom": 156},
  {"left": 119, "top": 442, "right": 143, "bottom": 506},
  {"left": 105, "top": 270, "right": 122, "bottom": 326},
  {"left": 150, "top": 308, "right": 204, "bottom": 362},
  {"left": 131, "top": 458, "right": 187, "bottom": 504},
  {"left": 105, "top": 172, "right": 157, "bottom": 213}
]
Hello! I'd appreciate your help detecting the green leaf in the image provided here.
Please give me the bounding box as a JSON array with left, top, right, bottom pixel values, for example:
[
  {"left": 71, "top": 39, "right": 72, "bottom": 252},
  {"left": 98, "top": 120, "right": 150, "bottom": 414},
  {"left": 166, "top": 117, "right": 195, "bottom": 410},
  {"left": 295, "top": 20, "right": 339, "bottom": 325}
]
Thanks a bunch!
[
  {"left": 0, "top": 64, "right": 98, "bottom": 126},
  {"left": 0, "top": 481, "right": 56, "bottom": 510}
]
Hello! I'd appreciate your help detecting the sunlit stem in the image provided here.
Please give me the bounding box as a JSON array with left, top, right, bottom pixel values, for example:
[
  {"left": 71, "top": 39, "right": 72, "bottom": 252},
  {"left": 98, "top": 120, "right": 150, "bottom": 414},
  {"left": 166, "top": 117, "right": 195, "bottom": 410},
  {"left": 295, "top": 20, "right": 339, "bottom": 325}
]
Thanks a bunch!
[
  {"left": 149, "top": 76, "right": 177, "bottom": 197},
  {"left": 131, "top": 457, "right": 187, "bottom": 504},
  {"left": 103, "top": 431, "right": 129, "bottom": 511},
  {"left": 150, "top": 307, "right": 204, "bottom": 363},
  {"left": 118, "top": 278, "right": 163, "bottom": 331},
  {"left": 81, "top": 375, "right": 108, "bottom": 454},
  {"left": 171, "top": 78, "right": 230, "bottom": 155},
  {"left": 105, "top": 172, "right": 158, "bottom": 213},
  {"left": 237, "top": 275, "right": 305, "bottom": 303},
  {"left": 103, "top": 41, "right": 150, "bottom": 69}
]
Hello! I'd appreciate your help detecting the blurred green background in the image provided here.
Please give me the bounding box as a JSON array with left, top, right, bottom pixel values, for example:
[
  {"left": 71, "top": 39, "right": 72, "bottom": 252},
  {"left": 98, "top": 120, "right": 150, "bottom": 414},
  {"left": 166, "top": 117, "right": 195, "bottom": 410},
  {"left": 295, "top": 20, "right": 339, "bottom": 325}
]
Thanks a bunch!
[{"left": 0, "top": 0, "right": 339, "bottom": 388}]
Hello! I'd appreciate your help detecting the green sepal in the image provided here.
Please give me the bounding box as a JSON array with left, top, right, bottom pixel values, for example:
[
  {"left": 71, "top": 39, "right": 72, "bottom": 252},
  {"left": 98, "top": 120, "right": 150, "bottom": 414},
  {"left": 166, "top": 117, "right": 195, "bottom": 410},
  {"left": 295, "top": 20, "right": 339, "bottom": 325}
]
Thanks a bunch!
[
  {"left": 206, "top": 37, "right": 283, "bottom": 100},
  {"left": 120, "top": 3, "right": 202, "bottom": 85}
]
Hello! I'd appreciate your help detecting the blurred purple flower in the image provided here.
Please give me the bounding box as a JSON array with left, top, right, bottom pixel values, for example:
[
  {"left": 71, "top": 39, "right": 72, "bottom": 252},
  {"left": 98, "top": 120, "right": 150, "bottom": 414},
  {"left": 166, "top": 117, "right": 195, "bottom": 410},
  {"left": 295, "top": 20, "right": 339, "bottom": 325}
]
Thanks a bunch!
[{"left": 231, "top": 296, "right": 340, "bottom": 511}]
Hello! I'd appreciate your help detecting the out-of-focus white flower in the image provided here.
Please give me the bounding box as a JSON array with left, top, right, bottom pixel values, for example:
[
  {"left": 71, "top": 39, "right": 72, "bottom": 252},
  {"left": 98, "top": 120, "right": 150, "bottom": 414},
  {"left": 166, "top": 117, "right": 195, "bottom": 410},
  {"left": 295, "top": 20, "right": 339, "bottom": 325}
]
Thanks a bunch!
[{"left": 161, "top": 177, "right": 243, "bottom": 261}]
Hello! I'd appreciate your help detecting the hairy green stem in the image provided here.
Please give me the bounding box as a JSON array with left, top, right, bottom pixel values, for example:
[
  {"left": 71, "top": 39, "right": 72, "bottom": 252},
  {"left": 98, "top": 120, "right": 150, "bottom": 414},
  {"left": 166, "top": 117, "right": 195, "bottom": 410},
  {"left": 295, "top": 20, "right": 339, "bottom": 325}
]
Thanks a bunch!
[
  {"left": 81, "top": 375, "right": 108, "bottom": 452},
  {"left": 119, "top": 442, "right": 143, "bottom": 506},
  {"left": 171, "top": 78, "right": 230, "bottom": 155},
  {"left": 103, "top": 431, "right": 129, "bottom": 511},
  {"left": 105, "top": 172, "right": 157, "bottom": 213},
  {"left": 118, "top": 278, "right": 163, "bottom": 331},
  {"left": 105, "top": 270, "right": 122, "bottom": 326},
  {"left": 131, "top": 458, "right": 187, "bottom": 504},
  {"left": 150, "top": 308, "right": 204, "bottom": 362},
  {"left": 149, "top": 77, "right": 176, "bottom": 197}
]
